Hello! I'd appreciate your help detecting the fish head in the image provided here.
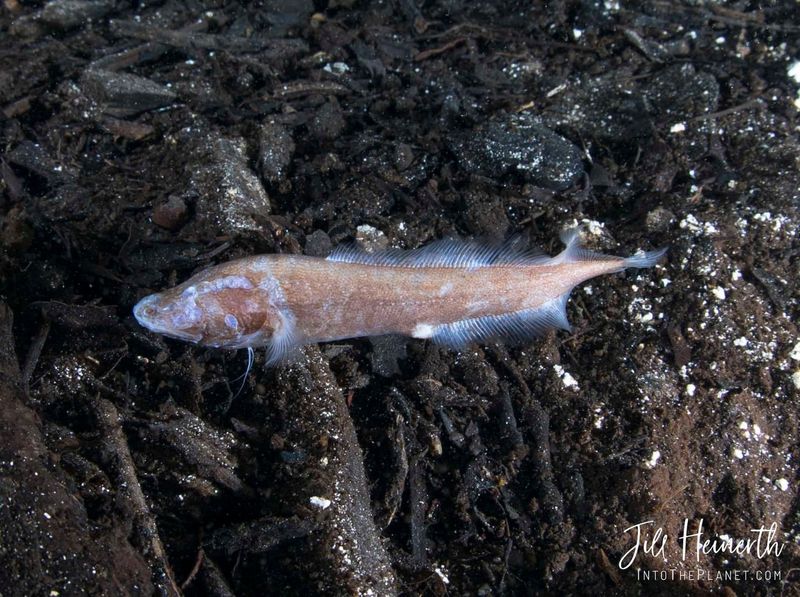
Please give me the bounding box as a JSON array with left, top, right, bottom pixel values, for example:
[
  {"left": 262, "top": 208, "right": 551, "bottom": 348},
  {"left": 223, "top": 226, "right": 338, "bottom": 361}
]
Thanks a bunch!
[{"left": 134, "top": 269, "right": 283, "bottom": 349}]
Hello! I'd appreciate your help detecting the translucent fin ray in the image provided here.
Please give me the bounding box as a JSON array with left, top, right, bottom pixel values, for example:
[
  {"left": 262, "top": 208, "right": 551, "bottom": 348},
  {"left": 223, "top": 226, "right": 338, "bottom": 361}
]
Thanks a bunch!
[
  {"left": 265, "top": 310, "right": 298, "bottom": 366},
  {"left": 557, "top": 227, "right": 667, "bottom": 271},
  {"left": 556, "top": 227, "right": 623, "bottom": 265},
  {"left": 623, "top": 247, "right": 668, "bottom": 269},
  {"left": 327, "top": 236, "right": 550, "bottom": 269},
  {"left": 429, "top": 294, "right": 572, "bottom": 349}
]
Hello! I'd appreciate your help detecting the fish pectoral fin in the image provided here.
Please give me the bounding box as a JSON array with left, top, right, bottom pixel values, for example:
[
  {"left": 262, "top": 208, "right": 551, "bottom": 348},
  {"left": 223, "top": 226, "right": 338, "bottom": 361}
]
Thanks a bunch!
[{"left": 426, "top": 293, "right": 572, "bottom": 349}]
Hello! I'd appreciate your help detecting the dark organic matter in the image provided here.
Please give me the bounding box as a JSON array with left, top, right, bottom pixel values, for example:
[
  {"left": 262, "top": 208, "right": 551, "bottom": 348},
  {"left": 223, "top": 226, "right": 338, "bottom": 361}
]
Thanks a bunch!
[{"left": 1, "top": 2, "right": 799, "bottom": 595}]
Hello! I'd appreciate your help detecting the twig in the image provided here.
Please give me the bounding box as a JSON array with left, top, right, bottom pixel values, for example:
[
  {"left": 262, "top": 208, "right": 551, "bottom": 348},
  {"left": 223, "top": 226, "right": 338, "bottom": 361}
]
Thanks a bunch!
[
  {"left": 94, "top": 398, "right": 181, "bottom": 596},
  {"left": 687, "top": 98, "right": 765, "bottom": 122},
  {"left": 180, "top": 548, "right": 205, "bottom": 590},
  {"left": 21, "top": 319, "right": 50, "bottom": 395},
  {"left": 414, "top": 38, "right": 466, "bottom": 61}
]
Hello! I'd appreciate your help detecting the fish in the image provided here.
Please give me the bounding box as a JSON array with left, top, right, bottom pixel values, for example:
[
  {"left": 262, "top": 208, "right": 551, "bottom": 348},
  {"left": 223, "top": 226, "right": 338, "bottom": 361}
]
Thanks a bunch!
[{"left": 133, "top": 229, "right": 666, "bottom": 364}]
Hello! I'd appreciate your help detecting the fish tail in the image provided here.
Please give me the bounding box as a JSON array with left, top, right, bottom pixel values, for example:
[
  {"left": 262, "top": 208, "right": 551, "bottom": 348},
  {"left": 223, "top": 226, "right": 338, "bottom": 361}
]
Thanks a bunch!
[
  {"left": 623, "top": 247, "right": 668, "bottom": 269},
  {"left": 559, "top": 227, "right": 667, "bottom": 270}
]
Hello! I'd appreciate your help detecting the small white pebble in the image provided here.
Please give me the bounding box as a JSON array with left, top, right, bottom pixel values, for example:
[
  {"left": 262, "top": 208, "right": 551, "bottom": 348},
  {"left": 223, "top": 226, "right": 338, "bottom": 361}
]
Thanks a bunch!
[
  {"left": 561, "top": 371, "right": 578, "bottom": 389},
  {"left": 644, "top": 450, "right": 661, "bottom": 469},
  {"left": 733, "top": 337, "right": 748, "bottom": 347},
  {"left": 434, "top": 567, "right": 450, "bottom": 585},
  {"left": 553, "top": 365, "right": 579, "bottom": 390},
  {"left": 789, "top": 60, "right": 800, "bottom": 83},
  {"left": 310, "top": 496, "right": 332, "bottom": 510},
  {"left": 323, "top": 62, "right": 350, "bottom": 75},
  {"left": 790, "top": 341, "right": 800, "bottom": 361},
  {"left": 733, "top": 448, "right": 744, "bottom": 460},
  {"left": 711, "top": 286, "right": 726, "bottom": 300},
  {"left": 582, "top": 219, "right": 606, "bottom": 236},
  {"left": 776, "top": 478, "right": 789, "bottom": 491},
  {"left": 670, "top": 122, "right": 686, "bottom": 133},
  {"left": 792, "top": 371, "right": 800, "bottom": 389},
  {"left": 686, "top": 383, "right": 696, "bottom": 397}
]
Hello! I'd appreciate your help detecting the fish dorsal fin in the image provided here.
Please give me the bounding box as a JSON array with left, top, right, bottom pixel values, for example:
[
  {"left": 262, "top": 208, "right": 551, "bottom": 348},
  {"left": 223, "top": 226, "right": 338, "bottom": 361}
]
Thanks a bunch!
[{"left": 326, "top": 236, "right": 550, "bottom": 269}]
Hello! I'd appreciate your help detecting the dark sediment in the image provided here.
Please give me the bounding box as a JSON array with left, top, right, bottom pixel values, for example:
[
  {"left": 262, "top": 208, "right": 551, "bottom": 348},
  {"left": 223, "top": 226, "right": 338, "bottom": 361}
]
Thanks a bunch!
[{"left": 1, "top": 1, "right": 798, "bottom": 595}]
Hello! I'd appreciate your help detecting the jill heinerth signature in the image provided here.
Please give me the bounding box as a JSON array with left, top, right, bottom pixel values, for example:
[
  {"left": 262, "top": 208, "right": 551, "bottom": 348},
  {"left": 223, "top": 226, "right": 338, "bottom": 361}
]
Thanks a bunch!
[{"left": 619, "top": 519, "right": 785, "bottom": 570}]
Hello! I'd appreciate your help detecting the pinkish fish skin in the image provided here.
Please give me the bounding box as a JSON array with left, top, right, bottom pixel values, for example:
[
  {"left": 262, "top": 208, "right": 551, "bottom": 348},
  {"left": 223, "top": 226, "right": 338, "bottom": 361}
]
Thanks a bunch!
[{"left": 133, "top": 229, "right": 666, "bottom": 363}]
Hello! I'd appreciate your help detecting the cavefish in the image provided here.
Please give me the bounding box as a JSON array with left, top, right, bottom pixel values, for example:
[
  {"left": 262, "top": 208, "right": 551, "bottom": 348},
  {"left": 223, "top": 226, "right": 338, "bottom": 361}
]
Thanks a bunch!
[{"left": 133, "top": 229, "right": 666, "bottom": 364}]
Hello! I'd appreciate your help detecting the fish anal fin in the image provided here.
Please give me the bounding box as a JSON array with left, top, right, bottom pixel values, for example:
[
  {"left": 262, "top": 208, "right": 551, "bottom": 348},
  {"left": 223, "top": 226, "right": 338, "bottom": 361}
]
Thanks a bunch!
[{"left": 428, "top": 294, "right": 572, "bottom": 349}]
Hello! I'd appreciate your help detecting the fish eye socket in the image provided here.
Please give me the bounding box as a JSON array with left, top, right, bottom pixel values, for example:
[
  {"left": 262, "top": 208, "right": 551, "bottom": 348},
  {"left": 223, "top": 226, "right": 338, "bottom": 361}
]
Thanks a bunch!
[{"left": 143, "top": 305, "right": 156, "bottom": 318}]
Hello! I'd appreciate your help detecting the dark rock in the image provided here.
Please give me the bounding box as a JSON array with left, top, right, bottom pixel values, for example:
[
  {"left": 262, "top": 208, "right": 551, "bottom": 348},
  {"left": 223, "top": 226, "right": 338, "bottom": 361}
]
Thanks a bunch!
[
  {"left": 393, "top": 143, "right": 414, "bottom": 171},
  {"left": 644, "top": 64, "right": 719, "bottom": 121},
  {"left": 368, "top": 335, "right": 407, "bottom": 377},
  {"left": 8, "top": 15, "right": 44, "bottom": 39},
  {"left": 304, "top": 230, "right": 333, "bottom": 257},
  {"left": 258, "top": 122, "right": 295, "bottom": 185},
  {"left": 80, "top": 69, "right": 176, "bottom": 118},
  {"left": 542, "top": 65, "right": 718, "bottom": 149},
  {"left": 542, "top": 79, "right": 652, "bottom": 143},
  {"left": 152, "top": 195, "right": 188, "bottom": 231},
  {"left": 337, "top": 177, "right": 394, "bottom": 219},
  {"left": 450, "top": 113, "right": 584, "bottom": 190},
  {"left": 189, "top": 133, "right": 271, "bottom": 237},
  {"left": 6, "top": 140, "right": 75, "bottom": 183},
  {"left": 453, "top": 352, "right": 500, "bottom": 396},
  {"left": 40, "top": 0, "right": 114, "bottom": 30},
  {"left": 309, "top": 100, "right": 346, "bottom": 141},
  {"left": 462, "top": 188, "right": 510, "bottom": 238},
  {"left": 355, "top": 224, "right": 389, "bottom": 252},
  {"left": 263, "top": 0, "right": 314, "bottom": 31},
  {"left": 172, "top": 78, "right": 232, "bottom": 112}
]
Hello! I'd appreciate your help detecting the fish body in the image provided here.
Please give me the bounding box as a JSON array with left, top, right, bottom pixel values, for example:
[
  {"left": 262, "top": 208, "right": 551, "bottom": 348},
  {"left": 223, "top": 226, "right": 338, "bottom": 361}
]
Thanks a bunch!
[{"left": 133, "top": 230, "right": 665, "bottom": 363}]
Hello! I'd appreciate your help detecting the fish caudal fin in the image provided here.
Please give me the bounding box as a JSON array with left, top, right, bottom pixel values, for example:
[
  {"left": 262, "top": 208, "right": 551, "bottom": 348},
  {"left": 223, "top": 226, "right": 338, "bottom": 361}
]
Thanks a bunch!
[
  {"left": 559, "top": 227, "right": 667, "bottom": 271},
  {"left": 555, "top": 227, "right": 622, "bottom": 265},
  {"left": 623, "top": 247, "right": 668, "bottom": 269}
]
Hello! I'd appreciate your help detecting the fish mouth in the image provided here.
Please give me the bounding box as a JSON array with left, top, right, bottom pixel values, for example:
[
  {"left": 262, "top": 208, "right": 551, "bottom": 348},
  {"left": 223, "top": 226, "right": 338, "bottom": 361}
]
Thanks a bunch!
[{"left": 133, "top": 296, "right": 203, "bottom": 343}]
